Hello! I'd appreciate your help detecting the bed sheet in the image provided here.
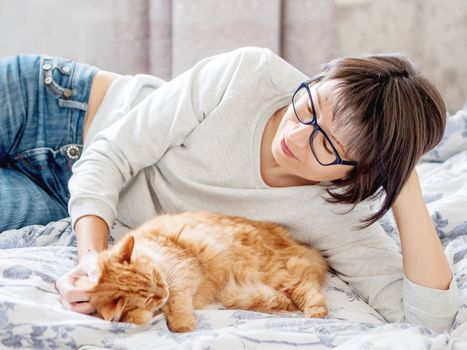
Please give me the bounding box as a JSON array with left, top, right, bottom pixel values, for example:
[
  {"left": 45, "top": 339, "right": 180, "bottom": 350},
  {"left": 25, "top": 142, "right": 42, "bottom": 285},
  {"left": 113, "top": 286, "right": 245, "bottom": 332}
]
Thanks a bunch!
[{"left": 0, "top": 109, "right": 466, "bottom": 349}]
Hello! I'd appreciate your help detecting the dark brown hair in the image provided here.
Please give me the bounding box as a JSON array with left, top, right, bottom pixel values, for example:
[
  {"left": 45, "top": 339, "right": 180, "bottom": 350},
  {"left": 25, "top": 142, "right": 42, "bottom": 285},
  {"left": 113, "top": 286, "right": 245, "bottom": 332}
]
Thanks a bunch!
[{"left": 312, "top": 54, "right": 446, "bottom": 228}]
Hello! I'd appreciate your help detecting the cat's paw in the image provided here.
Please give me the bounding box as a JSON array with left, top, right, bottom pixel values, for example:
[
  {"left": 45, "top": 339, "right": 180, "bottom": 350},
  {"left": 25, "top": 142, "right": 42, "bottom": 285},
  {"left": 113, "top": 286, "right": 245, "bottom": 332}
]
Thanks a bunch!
[
  {"left": 166, "top": 314, "right": 196, "bottom": 333},
  {"left": 268, "top": 293, "right": 297, "bottom": 312},
  {"left": 303, "top": 305, "right": 328, "bottom": 318}
]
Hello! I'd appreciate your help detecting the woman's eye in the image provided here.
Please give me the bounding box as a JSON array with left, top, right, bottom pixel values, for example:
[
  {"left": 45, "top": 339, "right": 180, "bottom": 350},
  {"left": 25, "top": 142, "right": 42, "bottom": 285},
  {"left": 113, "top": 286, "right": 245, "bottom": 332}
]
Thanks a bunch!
[{"left": 323, "top": 138, "right": 333, "bottom": 154}]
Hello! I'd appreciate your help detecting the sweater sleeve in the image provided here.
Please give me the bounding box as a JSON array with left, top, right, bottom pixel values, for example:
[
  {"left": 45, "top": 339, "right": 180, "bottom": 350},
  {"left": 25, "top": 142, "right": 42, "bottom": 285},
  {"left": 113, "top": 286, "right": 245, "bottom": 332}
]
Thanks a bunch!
[
  {"left": 402, "top": 266, "right": 461, "bottom": 333},
  {"left": 311, "top": 199, "right": 461, "bottom": 333},
  {"left": 68, "top": 47, "right": 273, "bottom": 230}
]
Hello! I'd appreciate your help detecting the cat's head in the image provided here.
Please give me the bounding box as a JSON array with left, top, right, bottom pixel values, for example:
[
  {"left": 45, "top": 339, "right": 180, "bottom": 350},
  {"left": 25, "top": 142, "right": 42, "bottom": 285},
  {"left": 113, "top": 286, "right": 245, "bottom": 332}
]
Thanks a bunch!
[{"left": 79, "top": 234, "right": 169, "bottom": 325}]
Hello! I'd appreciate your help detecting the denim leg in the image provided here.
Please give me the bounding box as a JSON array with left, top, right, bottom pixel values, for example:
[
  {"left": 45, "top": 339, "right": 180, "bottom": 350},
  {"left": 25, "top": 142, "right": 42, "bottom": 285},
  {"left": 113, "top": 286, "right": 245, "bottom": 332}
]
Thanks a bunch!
[
  {"left": 0, "top": 167, "right": 67, "bottom": 232},
  {"left": 0, "top": 55, "right": 38, "bottom": 162},
  {"left": 0, "top": 55, "right": 98, "bottom": 230}
]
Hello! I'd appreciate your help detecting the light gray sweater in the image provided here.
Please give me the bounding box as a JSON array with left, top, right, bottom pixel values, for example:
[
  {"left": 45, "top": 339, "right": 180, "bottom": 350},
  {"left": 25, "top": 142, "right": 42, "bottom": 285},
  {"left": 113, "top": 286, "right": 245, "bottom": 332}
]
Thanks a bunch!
[{"left": 69, "top": 47, "right": 461, "bottom": 333}]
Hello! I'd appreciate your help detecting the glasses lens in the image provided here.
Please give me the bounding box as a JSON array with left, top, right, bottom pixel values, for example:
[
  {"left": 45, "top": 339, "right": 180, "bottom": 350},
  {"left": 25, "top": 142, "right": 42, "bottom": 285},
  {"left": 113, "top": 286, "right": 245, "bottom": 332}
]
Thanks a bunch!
[
  {"left": 311, "top": 129, "right": 338, "bottom": 165},
  {"left": 293, "top": 87, "right": 314, "bottom": 123}
]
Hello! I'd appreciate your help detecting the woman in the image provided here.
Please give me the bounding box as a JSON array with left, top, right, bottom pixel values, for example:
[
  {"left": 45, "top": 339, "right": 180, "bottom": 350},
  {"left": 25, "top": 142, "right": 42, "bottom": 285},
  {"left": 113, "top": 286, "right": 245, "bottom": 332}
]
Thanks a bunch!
[{"left": 0, "top": 48, "right": 461, "bottom": 333}]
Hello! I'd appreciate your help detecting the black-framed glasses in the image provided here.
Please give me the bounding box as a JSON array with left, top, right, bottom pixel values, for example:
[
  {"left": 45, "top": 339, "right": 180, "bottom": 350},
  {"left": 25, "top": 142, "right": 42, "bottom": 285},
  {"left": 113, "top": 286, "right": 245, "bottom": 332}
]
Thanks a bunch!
[{"left": 292, "top": 81, "right": 357, "bottom": 167}]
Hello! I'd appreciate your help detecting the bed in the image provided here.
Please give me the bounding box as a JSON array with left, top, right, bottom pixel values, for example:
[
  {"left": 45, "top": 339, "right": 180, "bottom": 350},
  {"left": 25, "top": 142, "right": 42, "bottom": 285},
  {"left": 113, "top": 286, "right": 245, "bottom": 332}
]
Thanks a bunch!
[{"left": 0, "top": 107, "right": 466, "bottom": 349}]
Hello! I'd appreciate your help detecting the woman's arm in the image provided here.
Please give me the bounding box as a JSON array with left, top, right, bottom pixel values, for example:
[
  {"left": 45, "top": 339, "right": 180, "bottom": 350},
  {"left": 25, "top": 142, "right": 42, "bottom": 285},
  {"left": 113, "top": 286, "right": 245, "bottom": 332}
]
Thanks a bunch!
[
  {"left": 59, "top": 48, "right": 272, "bottom": 314},
  {"left": 390, "top": 168, "right": 461, "bottom": 332},
  {"left": 312, "top": 168, "right": 460, "bottom": 332},
  {"left": 391, "top": 169, "right": 452, "bottom": 289},
  {"left": 68, "top": 47, "right": 266, "bottom": 232}
]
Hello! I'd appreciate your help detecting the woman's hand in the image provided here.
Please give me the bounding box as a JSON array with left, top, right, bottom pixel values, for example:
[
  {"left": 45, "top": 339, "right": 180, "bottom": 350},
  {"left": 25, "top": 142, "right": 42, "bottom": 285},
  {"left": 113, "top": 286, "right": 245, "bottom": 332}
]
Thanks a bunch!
[
  {"left": 56, "top": 253, "right": 99, "bottom": 314},
  {"left": 56, "top": 214, "right": 109, "bottom": 313}
]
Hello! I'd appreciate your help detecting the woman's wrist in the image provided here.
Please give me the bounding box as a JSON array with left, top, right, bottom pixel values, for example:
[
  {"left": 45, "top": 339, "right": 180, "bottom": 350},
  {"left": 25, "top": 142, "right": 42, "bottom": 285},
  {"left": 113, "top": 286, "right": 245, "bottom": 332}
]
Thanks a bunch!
[
  {"left": 80, "top": 248, "right": 101, "bottom": 262},
  {"left": 75, "top": 215, "right": 110, "bottom": 262}
]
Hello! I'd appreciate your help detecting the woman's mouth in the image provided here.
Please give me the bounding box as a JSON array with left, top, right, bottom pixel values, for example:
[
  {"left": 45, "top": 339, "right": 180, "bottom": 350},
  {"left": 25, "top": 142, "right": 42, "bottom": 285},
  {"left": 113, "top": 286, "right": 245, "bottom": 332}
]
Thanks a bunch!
[{"left": 281, "top": 138, "right": 298, "bottom": 160}]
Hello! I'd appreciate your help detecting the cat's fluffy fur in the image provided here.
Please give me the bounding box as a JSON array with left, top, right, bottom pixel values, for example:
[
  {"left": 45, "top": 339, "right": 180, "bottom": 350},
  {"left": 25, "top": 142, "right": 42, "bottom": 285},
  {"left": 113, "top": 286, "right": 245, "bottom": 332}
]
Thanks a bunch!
[{"left": 79, "top": 211, "right": 328, "bottom": 332}]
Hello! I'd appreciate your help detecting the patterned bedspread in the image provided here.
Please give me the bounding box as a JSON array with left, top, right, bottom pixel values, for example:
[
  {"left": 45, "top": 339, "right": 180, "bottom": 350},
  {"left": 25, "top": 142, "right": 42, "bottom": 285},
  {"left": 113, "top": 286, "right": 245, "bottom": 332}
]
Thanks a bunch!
[{"left": 1, "top": 109, "right": 466, "bottom": 349}]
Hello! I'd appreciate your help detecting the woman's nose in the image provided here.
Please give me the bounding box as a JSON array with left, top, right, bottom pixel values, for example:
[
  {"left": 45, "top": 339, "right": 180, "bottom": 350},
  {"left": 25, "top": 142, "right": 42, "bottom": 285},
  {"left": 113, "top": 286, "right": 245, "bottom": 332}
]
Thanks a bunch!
[{"left": 288, "top": 123, "right": 312, "bottom": 148}]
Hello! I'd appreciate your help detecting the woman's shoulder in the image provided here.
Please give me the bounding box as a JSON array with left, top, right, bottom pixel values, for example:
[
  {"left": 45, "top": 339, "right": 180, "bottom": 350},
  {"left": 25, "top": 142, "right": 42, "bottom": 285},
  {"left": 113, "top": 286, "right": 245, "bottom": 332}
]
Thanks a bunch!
[
  {"left": 225, "top": 46, "right": 274, "bottom": 60},
  {"left": 212, "top": 46, "right": 276, "bottom": 76},
  {"left": 189, "top": 47, "right": 281, "bottom": 101},
  {"left": 212, "top": 47, "right": 306, "bottom": 94},
  {"left": 216, "top": 47, "right": 308, "bottom": 92}
]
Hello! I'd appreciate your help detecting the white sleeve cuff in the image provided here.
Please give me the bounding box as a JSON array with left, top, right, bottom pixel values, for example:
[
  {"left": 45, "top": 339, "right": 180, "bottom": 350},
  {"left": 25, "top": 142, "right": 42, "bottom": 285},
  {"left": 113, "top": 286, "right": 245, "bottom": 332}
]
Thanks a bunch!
[
  {"left": 403, "top": 271, "right": 462, "bottom": 333},
  {"left": 69, "top": 197, "right": 115, "bottom": 232}
]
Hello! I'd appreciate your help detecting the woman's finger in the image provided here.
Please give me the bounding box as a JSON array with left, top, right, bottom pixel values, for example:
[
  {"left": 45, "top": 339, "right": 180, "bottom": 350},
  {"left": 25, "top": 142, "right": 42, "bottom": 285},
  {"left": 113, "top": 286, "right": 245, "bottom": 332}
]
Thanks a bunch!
[
  {"left": 56, "top": 267, "right": 86, "bottom": 291},
  {"left": 69, "top": 301, "right": 96, "bottom": 314},
  {"left": 61, "top": 288, "right": 90, "bottom": 303},
  {"left": 59, "top": 293, "right": 95, "bottom": 314}
]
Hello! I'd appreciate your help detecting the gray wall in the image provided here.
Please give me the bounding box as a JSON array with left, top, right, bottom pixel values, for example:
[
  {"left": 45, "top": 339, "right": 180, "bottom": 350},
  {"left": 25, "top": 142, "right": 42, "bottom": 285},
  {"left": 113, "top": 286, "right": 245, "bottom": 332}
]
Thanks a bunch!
[{"left": 1, "top": 0, "right": 466, "bottom": 112}]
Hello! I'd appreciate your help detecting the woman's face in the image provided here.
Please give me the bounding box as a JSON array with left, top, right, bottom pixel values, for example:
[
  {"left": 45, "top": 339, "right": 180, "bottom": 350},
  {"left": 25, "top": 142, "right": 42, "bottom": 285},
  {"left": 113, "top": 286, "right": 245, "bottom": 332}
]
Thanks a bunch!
[{"left": 271, "top": 79, "right": 356, "bottom": 184}]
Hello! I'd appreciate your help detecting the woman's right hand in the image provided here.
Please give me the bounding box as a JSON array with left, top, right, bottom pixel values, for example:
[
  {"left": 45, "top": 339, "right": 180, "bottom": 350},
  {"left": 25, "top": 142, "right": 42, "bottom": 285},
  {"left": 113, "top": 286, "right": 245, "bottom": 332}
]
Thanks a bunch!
[
  {"left": 57, "top": 215, "right": 109, "bottom": 313},
  {"left": 56, "top": 253, "right": 99, "bottom": 314}
]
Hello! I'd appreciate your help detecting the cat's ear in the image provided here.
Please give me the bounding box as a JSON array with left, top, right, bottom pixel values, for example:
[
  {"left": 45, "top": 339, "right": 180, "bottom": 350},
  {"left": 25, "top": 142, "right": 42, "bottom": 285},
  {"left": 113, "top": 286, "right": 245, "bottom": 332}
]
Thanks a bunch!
[
  {"left": 100, "top": 298, "right": 126, "bottom": 321},
  {"left": 152, "top": 266, "right": 168, "bottom": 284},
  {"left": 152, "top": 269, "right": 163, "bottom": 286},
  {"left": 117, "top": 235, "right": 135, "bottom": 264}
]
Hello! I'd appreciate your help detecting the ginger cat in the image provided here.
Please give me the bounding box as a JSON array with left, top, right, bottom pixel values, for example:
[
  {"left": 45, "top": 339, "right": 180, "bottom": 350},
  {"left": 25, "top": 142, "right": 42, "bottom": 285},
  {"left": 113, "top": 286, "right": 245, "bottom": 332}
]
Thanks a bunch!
[{"left": 79, "top": 211, "right": 328, "bottom": 332}]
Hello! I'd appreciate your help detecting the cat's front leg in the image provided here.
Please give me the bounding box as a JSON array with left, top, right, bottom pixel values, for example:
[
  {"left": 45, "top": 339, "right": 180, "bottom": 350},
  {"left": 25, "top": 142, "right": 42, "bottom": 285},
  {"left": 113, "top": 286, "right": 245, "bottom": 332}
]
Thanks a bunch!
[
  {"left": 287, "top": 283, "right": 328, "bottom": 318},
  {"left": 220, "top": 279, "right": 297, "bottom": 313},
  {"left": 162, "top": 291, "right": 196, "bottom": 332},
  {"left": 124, "top": 309, "right": 153, "bottom": 325}
]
